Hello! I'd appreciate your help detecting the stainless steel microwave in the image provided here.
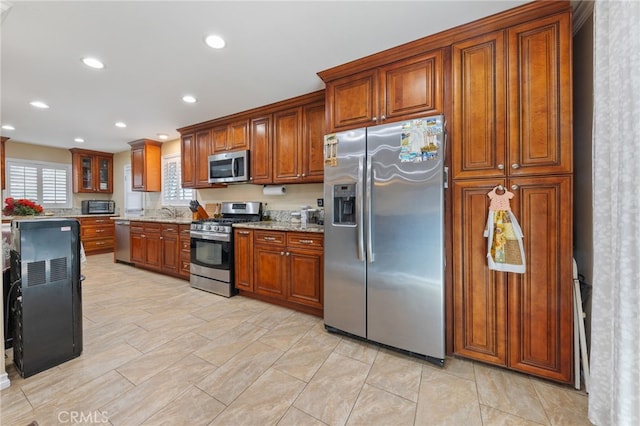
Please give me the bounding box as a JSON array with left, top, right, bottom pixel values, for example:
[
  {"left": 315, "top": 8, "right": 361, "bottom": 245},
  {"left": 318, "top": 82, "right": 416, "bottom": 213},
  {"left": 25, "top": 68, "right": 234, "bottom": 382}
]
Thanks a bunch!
[
  {"left": 81, "top": 200, "right": 115, "bottom": 215},
  {"left": 208, "top": 150, "right": 250, "bottom": 184}
]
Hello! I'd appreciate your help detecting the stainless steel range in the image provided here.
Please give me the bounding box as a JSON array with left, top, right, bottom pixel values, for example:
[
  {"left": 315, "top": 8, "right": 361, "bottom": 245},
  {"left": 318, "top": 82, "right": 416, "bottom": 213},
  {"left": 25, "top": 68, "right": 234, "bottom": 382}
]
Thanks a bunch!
[{"left": 189, "top": 201, "right": 261, "bottom": 297}]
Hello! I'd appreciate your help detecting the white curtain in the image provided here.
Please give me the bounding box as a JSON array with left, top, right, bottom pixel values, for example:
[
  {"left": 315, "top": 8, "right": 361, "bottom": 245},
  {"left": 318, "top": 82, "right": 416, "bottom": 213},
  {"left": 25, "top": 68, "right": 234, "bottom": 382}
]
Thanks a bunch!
[{"left": 590, "top": 1, "right": 640, "bottom": 425}]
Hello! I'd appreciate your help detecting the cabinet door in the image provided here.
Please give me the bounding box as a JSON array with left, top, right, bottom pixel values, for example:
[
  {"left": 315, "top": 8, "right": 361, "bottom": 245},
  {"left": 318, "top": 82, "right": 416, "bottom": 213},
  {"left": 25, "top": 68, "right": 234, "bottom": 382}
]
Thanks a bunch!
[
  {"left": 181, "top": 133, "right": 196, "bottom": 188},
  {"left": 234, "top": 229, "right": 254, "bottom": 291},
  {"left": 507, "top": 175, "right": 573, "bottom": 382},
  {"left": 96, "top": 155, "right": 113, "bottom": 192},
  {"left": 451, "top": 31, "right": 506, "bottom": 179},
  {"left": 196, "top": 129, "right": 212, "bottom": 187},
  {"left": 452, "top": 179, "right": 508, "bottom": 365},
  {"left": 301, "top": 101, "right": 325, "bottom": 182},
  {"left": 250, "top": 115, "right": 273, "bottom": 184},
  {"left": 273, "top": 108, "right": 301, "bottom": 182},
  {"left": 254, "top": 246, "right": 286, "bottom": 299},
  {"left": 130, "top": 225, "right": 145, "bottom": 264},
  {"left": 145, "top": 230, "right": 162, "bottom": 270},
  {"left": 507, "top": 13, "right": 572, "bottom": 176},
  {"left": 380, "top": 49, "right": 443, "bottom": 121},
  {"left": 228, "top": 119, "right": 249, "bottom": 150},
  {"left": 161, "top": 225, "right": 180, "bottom": 274},
  {"left": 130, "top": 147, "right": 145, "bottom": 190},
  {"left": 325, "top": 69, "right": 378, "bottom": 132},
  {"left": 212, "top": 125, "right": 228, "bottom": 153},
  {"left": 287, "top": 248, "right": 323, "bottom": 309}
]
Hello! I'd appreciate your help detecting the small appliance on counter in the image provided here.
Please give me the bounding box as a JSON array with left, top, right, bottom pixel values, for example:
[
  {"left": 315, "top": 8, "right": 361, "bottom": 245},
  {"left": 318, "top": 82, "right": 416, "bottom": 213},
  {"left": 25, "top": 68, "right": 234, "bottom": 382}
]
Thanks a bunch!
[{"left": 81, "top": 199, "right": 115, "bottom": 215}]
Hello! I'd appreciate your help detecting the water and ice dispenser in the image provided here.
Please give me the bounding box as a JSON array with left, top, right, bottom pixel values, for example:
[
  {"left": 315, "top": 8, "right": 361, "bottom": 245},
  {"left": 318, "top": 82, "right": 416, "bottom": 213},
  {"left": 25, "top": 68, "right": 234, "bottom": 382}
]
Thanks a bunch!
[{"left": 333, "top": 184, "right": 356, "bottom": 225}]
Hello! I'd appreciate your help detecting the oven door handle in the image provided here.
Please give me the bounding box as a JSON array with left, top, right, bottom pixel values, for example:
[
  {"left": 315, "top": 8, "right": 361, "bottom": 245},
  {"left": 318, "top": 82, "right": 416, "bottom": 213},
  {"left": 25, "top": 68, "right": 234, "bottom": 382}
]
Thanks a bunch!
[{"left": 190, "top": 231, "right": 231, "bottom": 242}]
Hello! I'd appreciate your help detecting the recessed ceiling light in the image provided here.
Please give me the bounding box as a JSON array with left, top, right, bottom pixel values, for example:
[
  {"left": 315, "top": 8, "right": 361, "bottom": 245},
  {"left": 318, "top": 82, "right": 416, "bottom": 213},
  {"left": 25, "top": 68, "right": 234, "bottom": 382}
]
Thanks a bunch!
[
  {"left": 204, "top": 34, "right": 226, "bottom": 49},
  {"left": 82, "top": 57, "right": 105, "bottom": 69},
  {"left": 115, "top": 122, "right": 127, "bottom": 128},
  {"left": 1, "top": 124, "right": 15, "bottom": 131},
  {"left": 74, "top": 138, "right": 85, "bottom": 143},
  {"left": 182, "top": 95, "right": 197, "bottom": 103},
  {"left": 30, "top": 101, "right": 49, "bottom": 109},
  {"left": 157, "top": 133, "right": 169, "bottom": 140}
]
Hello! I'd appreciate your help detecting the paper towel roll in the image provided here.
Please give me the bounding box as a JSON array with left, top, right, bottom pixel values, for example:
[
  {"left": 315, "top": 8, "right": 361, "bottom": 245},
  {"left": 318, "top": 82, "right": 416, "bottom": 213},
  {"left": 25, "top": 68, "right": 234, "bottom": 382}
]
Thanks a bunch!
[{"left": 263, "top": 185, "right": 286, "bottom": 196}]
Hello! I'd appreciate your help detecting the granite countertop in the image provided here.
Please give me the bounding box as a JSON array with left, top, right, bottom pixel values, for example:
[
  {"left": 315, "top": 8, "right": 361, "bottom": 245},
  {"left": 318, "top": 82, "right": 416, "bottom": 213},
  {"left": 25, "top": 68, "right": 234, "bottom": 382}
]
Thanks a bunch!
[
  {"left": 2, "top": 213, "right": 120, "bottom": 221},
  {"left": 233, "top": 221, "right": 324, "bottom": 233},
  {"left": 112, "top": 216, "right": 193, "bottom": 225}
]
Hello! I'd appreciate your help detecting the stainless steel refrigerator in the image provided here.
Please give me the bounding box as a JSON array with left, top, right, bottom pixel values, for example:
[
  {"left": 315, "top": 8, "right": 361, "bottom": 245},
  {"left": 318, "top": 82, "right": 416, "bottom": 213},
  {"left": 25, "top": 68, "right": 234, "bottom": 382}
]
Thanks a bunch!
[{"left": 323, "top": 115, "right": 445, "bottom": 365}]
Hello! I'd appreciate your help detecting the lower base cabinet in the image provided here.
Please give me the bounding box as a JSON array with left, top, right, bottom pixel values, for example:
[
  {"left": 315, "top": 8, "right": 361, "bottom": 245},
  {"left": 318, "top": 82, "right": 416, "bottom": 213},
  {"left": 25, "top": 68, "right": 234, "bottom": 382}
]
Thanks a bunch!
[
  {"left": 126, "top": 221, "right": 190, "bottom": 280},
  {"left": 79, "top": 216, "right": 114, "bottom": 255},
  {"left": 234, "top": 228, "right": 323, "bottom": 317}
]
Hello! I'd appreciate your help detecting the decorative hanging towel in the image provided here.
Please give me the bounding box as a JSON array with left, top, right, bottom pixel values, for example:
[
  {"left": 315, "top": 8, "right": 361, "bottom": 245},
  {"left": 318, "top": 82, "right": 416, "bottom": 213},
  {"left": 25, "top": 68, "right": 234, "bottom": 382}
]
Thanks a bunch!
[{"left": 483, "top": 186, "right": 526, "bottom": 273}]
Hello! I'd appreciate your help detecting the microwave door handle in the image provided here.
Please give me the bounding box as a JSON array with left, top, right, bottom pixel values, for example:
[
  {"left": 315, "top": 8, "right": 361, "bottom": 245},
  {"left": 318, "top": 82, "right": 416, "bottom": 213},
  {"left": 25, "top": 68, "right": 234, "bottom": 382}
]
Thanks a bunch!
[{"left": 231, "top": 157, "right": 237, "bottom": 177}]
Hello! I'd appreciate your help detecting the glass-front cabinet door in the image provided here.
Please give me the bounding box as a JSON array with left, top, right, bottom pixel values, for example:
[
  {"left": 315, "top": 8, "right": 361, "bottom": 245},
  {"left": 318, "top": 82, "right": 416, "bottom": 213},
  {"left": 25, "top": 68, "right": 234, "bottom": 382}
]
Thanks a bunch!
[{"left": 70, "top": 148, "right": 114, "bottom": 193}]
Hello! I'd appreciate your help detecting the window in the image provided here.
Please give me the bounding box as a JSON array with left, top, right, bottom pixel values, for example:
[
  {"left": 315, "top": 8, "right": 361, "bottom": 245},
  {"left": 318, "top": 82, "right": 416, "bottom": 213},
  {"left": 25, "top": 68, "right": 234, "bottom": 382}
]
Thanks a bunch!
[
  {"left": 6, "top": 158, "right": 71, "bottom": 208},
  {"left": 162, "top": 154, "right": 193, "bottom": 206}
]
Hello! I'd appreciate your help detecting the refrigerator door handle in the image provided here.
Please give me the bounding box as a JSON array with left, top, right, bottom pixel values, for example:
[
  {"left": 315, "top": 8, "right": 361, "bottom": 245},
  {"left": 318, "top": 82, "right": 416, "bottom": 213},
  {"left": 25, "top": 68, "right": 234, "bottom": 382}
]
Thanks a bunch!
[
  {"left": 357, "top": 158, "right": 365, "bottom": 262},
  {"left": 366, "top": 157, "right": 375, "bottom": 263}
]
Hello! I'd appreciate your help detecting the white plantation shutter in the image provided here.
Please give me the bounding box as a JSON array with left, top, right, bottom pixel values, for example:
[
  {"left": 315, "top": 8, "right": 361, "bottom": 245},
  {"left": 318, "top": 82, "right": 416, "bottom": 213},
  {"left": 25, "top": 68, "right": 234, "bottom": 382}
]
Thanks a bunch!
[
  {"left": 162, "top": 154, "right": 193, "bottom": 205},
  {"left": 6, "top": 159, "right": 71, "bottom": 208}
]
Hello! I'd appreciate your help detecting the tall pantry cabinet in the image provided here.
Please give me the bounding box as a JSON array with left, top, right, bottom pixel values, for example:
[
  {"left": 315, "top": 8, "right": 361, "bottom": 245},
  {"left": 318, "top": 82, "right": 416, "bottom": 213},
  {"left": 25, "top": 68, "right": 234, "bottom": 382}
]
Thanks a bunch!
[{"left": 451, "top": 11, "right": 573, "bottom": 382}]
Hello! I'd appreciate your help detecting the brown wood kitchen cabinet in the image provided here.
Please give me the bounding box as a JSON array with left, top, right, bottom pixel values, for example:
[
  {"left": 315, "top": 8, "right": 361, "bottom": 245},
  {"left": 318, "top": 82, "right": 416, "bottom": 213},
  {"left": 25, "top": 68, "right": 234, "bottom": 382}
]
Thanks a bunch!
[
  {"left": 128, "top": 139, "right": 162, "bottom": 192},
  {"left": 212, "top": 119, "right": 249, "bottom": 152},
  {"left": 249, "top": 115, "right": 273, "bottom": 185},
  {"left": 160, "top": 224, "right": 180, "bottom": 275},
  {"left": 79, "top": 216, "right": 114, "bottom": 255},
  {"left": 179, "top": 224, "right": 191, "bottom": 278},
  {"left": 321, "top": 49, "right": 443, "bottom": 133},
  {"left": 130, "top": 221, "right": 162, "bottom": 270},
  {"left": 69, "top": 148, "right": 113, "bottom": 193},
  {"left": 234, "top": 228, "right": 324, "bottom": 317},
  {"left": 451, "top": 9, "right": 574, "bottom": 383}
]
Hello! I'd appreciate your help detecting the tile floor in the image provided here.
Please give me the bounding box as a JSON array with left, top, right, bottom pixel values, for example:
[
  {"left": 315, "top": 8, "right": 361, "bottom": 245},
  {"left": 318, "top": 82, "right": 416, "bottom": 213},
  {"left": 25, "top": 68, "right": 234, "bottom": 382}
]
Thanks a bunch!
[{"left": 1, "top": 253, "right": 591, "bottom": 425}]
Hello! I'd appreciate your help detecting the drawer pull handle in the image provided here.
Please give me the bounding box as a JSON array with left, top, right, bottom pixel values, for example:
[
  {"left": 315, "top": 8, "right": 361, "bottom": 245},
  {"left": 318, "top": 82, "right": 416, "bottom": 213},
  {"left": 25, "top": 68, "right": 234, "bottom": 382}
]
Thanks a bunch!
[
  {"left": 238, "top": 231, "right": 250, "bottom": 235},
  {"left": 264, "top": 236, "right": 276, "bottom": 241},
  {"left": 96, "top": 229, "right": 105, "bottom": 233},
  {"left": 96, "top": 242, "right": 105, "bottom": 245},
  {"left": 299, "top": 239, "right": 314, "bottom": 244}
]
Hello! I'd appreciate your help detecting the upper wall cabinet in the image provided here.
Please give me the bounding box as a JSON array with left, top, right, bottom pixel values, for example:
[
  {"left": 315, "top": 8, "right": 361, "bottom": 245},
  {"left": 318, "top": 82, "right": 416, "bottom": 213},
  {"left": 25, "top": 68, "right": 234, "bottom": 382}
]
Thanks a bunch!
[
  {"left": 1, "top": 136, "right": 8, "bottom": 190},
  {"left": 212, "top": 119, "right": 249, "bottom": 153},
  {"left": 322, "top": 49, "right": 443, "bottom": 132},
  {"left": 128, "top": 139, "right": 162, "bottom": 192},
  {"left": 69, "top": 148, "right": 113, "bottom": 193}
]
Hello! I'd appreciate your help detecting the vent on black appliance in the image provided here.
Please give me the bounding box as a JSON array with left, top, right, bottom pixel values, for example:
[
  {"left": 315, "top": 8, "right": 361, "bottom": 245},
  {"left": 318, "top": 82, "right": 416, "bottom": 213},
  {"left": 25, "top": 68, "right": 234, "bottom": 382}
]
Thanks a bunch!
[
  {"left": 50, "top": 257, "right": 68, "bottom": 282},
  {"left": 26, "top": 261, "right": 47, "bottom": 287}
]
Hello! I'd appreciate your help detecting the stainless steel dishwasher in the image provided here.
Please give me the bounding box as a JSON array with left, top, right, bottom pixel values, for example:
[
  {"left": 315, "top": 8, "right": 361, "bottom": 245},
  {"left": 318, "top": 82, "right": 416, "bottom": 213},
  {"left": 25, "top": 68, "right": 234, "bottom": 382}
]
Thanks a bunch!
[{"left": 114, "top": 220, "right": 131, "bottom": 263}]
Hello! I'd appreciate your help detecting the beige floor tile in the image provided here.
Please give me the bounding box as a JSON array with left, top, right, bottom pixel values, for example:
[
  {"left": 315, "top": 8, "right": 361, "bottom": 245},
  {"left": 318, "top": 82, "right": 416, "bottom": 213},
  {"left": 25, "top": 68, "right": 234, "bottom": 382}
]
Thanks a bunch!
[
  {"left": 480, "top": 404, "right": 548, "bottom": 425},
  {"left": 415, "top": 366, "right": 483, "bottom": 426},
  {"left": 140, "top": 385, "right": 225, "bottom": 426},
  {"left": 259, "top": 313, "right": 320, "bottom": 351},
  {"left": 101, "top": 354, "right": 217, "bottom": 426},
  {"left": 532, "top": 380, "right": 592, "bottom": 426},
  {"left": 211, "top": 368, "right": 306, "bottom": 426},
  {"left": 474, "top": 363, "right": 549, "bottom": 425},
  {"left": 272, "top": 331, "right": 338, "bottom": 382},
  {"left": 196, "top": 340, "right": 283, "bottom": 405},
  {"left": 21, "top": 342, "right": 142, "bottom": 409},
  {"left": 294, "top": 352, "right": 371, "bottom": 425},
  {"left": 278, "top": 407, "right": 328, "bottom": 426},
  {"left": 193, "top": 321, "right": 269, "bottom": 366},
  {"left": 365, "top": 349, "right": 423, "bottom": 402},
  {"left": 191, "top": 308, "right": 253, "bottom": 340},
  {"left": 0, "top": 384, "right": 35, "bottom": 425},
  {"left": 245, "top": 303, "right": 296, "bottom": 329},
  {"left": 117, "top": 332, "right": 210, "bottom": 385},
  {"left": 333, "top": 337, "right": 379, "bottom": 365},
  {"left": 347, "top": 383, "right": 416, "bottom": 426}
]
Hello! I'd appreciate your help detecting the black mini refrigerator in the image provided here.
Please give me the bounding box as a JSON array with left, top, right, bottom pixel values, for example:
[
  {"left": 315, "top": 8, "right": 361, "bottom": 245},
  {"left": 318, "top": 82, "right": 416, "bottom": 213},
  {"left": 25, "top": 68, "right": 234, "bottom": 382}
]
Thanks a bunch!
[{"left": 9, "top": 218, "right": 83, "bottom": 378}]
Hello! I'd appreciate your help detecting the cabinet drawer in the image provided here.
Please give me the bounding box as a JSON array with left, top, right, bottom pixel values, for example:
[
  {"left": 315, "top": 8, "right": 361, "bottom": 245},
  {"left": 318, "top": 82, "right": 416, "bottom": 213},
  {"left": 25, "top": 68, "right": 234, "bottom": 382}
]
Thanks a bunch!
[
  {"left": 162, "top": 224, "right": 179, "bottom": 235},
  {"left": 80, "top": 216, "right": 112, "bottom": 225},
  {"left": 83, "top": 238, "right": 114, "bottom": 251},
  {"left": 81, "top": 225, "right": 114, "bottom": 238},
  {"left": 287, "top": 232, "right": 323, "bottom": 250},
  {"left": 254, "top": 230, "right": 286, "bottom": 246}
]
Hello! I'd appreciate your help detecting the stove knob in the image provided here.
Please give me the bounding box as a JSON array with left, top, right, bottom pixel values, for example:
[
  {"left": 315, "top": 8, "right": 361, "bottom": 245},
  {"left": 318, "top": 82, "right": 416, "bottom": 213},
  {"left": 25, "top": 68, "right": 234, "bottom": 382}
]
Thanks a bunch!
[
  {"left": 216, "top": 226, "right": 223, "bottom": 232},
  {"left": 203, "top": 224, "right": 211, "bottom": 231}
]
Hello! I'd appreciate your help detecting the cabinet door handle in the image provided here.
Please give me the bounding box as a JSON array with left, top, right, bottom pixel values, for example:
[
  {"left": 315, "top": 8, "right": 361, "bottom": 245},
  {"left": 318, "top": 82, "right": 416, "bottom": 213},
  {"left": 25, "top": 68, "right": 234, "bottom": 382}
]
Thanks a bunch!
[
  {"left": 511, "top": 163, "right": 520, "bottom": 169},
  {"left": 380, "top": 115, "right": 386, "bottom": 121},
  {"left": 286, "top": 252, "right": 290, "bottom": 256},
  {"left": 511, "top": 184, "right": 519, "bottom": 191},
  {"left": 280, "top": 251, "right": 285, "bottom": 255},
  {"left": 497, "top": 163, "right": 505, "bottom": 170},
  {"left": 372, "top": 117, "right": 377, "bottom": 122},
  {"left": 301, "top": 173, "right": 306, "bottom": 177}
]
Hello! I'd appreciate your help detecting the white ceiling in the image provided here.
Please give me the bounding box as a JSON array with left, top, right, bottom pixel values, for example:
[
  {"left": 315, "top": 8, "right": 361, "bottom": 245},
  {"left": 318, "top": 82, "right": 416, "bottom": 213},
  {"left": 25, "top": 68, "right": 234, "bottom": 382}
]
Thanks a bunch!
[{"left": 1, "top": 1, "right": 532, "bottom": 154}]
